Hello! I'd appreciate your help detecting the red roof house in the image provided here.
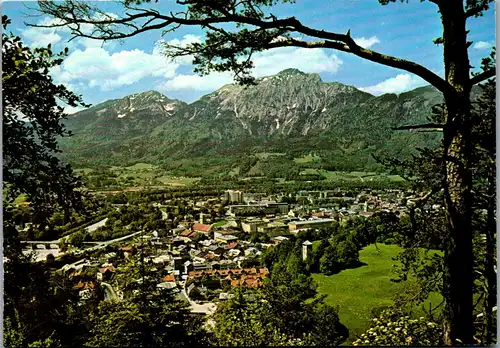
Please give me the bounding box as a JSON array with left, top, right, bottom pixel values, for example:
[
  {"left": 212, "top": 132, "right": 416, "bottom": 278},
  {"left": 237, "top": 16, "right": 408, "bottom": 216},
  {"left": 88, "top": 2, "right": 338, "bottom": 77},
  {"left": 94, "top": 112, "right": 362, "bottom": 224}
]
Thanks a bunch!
[{"left": 192, "top": 223, "right": 212, "bottom": 233}]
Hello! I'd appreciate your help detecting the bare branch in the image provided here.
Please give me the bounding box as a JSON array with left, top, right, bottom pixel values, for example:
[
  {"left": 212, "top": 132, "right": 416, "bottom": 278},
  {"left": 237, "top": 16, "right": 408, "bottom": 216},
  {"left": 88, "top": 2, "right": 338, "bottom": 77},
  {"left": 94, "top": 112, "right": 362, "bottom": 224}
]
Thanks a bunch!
[
  {"left": 470, "top": 68, "right": 496, "bottom": 86},
  {"left": 391, "top": 123, "right": 445, "bottom": 131}
]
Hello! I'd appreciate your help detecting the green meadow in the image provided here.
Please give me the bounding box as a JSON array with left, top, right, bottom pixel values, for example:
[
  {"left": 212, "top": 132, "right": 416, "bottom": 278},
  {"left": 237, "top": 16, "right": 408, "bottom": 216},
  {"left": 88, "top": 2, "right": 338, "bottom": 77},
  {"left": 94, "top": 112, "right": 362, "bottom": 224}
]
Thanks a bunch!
[{"left": 313, "top": 244, "right": 443, "bottom": 343}]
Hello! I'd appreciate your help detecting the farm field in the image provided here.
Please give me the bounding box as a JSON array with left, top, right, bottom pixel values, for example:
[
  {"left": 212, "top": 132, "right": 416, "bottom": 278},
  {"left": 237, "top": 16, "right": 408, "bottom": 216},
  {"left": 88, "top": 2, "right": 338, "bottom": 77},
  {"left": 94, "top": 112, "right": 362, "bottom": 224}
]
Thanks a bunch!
[
  {"left": 299, "top": 169, "right": 405, "bottom": 182},
  {"left": 313, "top": 244, "right": 443, "bottom": 343}
]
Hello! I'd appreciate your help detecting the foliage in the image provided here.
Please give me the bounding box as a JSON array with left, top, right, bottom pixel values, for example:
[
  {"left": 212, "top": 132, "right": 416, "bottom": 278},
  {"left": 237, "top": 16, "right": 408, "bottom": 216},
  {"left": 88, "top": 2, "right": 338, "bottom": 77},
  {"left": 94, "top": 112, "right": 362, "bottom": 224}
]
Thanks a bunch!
[
  {"left": 2, "top": 15, "right": 88, "bottom": 248},
  {"left": 352, "top": 308, "right": 443, "bottom": 346},
  {"left": 211, "top": 265, "right": 348, "bottom": 346},
  {"left": 3, "top": 252, "right": 102, "bottom": 347},
  {"left": 85, "top": 296, "right": 205, "bottom": 347}
]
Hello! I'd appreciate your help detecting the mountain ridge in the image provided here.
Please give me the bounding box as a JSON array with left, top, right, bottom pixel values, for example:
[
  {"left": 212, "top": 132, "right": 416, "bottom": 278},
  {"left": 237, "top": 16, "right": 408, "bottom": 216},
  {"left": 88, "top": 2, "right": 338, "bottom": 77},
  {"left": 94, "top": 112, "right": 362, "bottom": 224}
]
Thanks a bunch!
[{"left": 60, "top": 69, "right": 444, "bottom": 174}]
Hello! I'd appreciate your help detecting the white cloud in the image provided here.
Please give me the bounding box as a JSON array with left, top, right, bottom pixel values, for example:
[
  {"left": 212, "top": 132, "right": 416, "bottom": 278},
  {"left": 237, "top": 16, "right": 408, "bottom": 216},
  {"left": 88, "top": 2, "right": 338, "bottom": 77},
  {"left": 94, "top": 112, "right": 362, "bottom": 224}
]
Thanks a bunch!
[
  {"left": 21, "top": 26, "right": 62, "bottom": 48},
  {"left": 353, "top": 36, "right": 380, "bottom": 49},
  {"left": 157, "top": 72, "right": 232, "bottom": 92},
  {"left": 51, "top": 43, "right": 180, "bottom": 91},
  {"left": 155, "top": 34, "right": 203, "bottom": 65},
  {"left": 252, "top": 47, "right": 343, "bottom": 76},
  {"left": 156, "top": 46, "right": 343, "bottom": 91},
  {"left": 473, "top": 41, "right": 493, "bottom": 50},
  {"left": 63, "top": 105, "right": 86, "bottom": 115},
  {"left": 359, "top": 74, "right": 426, "bottom": 95}
]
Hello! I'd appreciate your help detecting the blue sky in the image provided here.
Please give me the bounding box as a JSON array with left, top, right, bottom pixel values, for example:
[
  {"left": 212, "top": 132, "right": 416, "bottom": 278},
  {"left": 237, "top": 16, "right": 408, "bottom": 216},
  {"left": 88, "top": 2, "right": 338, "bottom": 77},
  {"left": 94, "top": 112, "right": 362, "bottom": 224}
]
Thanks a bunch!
[{"left": 4, "top": 0, "right": 496, "bottom": 111}]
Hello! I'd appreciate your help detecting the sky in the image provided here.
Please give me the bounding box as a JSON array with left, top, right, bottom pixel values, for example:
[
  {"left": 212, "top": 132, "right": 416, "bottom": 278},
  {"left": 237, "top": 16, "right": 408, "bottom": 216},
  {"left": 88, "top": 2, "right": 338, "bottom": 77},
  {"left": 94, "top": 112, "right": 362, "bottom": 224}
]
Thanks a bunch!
[{"left": 3, "top": 0, "right": 496, "bottom": 112}]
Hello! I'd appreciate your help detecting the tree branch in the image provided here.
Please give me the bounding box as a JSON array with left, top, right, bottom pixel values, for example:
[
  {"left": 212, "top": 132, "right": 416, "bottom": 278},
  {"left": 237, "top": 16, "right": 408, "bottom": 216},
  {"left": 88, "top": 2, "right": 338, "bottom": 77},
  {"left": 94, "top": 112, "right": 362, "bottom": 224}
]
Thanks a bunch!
[
  {"left": 33, "top": 1, "right": 455, "bottom": 95},
  {"left": 264, "top": 38, "right": 453, "bottom": 96},
  {"left": 391, "top": 123, "right": 445, "bottom": 131},
  {"left": 470, "top": 68, "right": 496, "bottom": 86}
]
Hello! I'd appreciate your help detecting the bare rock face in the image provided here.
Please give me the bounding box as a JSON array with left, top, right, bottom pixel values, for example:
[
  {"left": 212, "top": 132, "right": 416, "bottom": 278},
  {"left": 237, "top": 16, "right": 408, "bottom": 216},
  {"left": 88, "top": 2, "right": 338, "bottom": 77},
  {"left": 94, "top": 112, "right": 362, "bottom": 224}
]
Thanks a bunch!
[{"left": 178, "top": 69, "right": 373, "bottom": 138}]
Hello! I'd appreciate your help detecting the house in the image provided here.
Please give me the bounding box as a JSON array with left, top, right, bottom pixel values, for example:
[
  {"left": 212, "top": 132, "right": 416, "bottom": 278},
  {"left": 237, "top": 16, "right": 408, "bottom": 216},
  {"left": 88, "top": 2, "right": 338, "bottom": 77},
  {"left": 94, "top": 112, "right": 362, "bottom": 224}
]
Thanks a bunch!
[
  {"left": 73, "top": 281, "right": 95, "bottom": 290},
  {"left": 172, "top": 237, "right": 188, "bottom": 246},
  {"left": 157, "top": 280, "right": 178, "bottom": 292},
  {"left": 218, "top": 259, "right": 238, "bottom": 269},
  {"left": 204, "top": 252, "right": 219, "bottom": 261},
  {"left": 183, "top": 260, "right": 194, "bottom": 274},
  {"left": 226, "top": 249, "right": 242, "bottom": 258},
  {"left": 193, "top": 261, "right": 210, "bottom": 271},
  {"left": 241, "top": 219, "right": 266, "bottom": 233},
  {"left": 244, "top": 247, "right": 261, "bottom": 257},
  {"left": 152, "top": 254, "right": 171, "bottom": 264},
  {"left": 227, "top": 241, "right": 239, "bottom": 250},
  {"left": 161, "top": 274, "right": 176, "bottom": 282},
  {"left": 171, "top": 226, "right": 185, "bottom": 235},
  {"left": 215, "top": 234, "right": 238, "bottom": 244},
  {"left": 192, "top": 223, "right": 212, "bottom": 236},
  {"left": 273, "top": 236, "right": 289, "bottom": 244},
  {"left": 120, "top": 246, "right": 134, "bottom": 258},
  {"left": 180, "top": 229, "right": 198, "bottom": 238},
  {"left": 288, "top": 218, "right": 336, "bottom": 232},
  {"left": 97, "top": 265, "right": 116, "bottom": 282},
  {"left": 199, "top": 239, "right": 213, "bottom": 247}
]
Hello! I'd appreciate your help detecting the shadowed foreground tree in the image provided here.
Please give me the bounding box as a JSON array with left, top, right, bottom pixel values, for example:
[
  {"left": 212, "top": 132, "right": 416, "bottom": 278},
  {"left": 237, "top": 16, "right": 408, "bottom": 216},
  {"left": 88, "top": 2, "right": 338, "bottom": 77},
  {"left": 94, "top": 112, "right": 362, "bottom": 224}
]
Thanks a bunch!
[
  {"left": 378, "top": 51, "right": 496, "bottom": 344},
  {"left": 3, "top": 15, "right": 91, "bottom": 347},
  {"left": 33, "top": 0, "right": 495, "bottom": 344},
  {"left": 3, "top": 14, "right": 89, "bottom": 251}
]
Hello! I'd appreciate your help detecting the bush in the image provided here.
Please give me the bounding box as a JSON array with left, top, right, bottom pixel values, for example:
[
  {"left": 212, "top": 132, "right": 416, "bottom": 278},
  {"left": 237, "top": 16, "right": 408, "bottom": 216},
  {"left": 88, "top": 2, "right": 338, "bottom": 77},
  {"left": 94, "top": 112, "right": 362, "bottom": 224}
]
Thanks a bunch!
[{"left": 352, "top": 309, "right": 443, "bottom": 346}]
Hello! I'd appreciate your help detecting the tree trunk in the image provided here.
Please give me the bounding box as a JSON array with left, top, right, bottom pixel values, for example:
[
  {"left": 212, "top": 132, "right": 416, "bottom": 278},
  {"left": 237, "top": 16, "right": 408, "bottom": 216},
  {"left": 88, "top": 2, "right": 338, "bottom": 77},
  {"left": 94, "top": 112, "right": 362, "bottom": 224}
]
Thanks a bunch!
[
  {"left": 439, "top": 2, "right": 474, "bottom": 345},
  {"left": 484, "top": 170, "right": 496, "bottom": 343}
]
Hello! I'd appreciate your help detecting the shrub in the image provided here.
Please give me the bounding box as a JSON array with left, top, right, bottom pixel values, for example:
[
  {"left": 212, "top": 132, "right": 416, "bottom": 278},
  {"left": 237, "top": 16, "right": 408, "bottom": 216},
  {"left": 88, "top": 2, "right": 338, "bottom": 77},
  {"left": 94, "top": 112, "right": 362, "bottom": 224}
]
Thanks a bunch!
[{"left": 352, "top": 309, "right": 443, "bottom": 346}]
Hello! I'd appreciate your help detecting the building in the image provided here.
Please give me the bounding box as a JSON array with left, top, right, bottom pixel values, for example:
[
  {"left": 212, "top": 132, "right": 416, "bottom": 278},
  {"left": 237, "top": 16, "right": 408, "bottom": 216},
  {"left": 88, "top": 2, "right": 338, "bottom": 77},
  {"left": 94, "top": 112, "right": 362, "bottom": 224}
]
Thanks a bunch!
[
  {"left": 215, "top": 234, "right": 238, "bottom": 244},
  {"left": 228, "top": 203, "right": 288, "bottom": 216},
  {"left": 224, "top": 190, "right": 244, "bottom": 203},
  {"left": 302, "top": 240, "right": 313, "bottom": 261},
  {"left": 288, "top": 218, "right": 336, "bottom": 232},
  {"left": 241, "top": 219, "right": 267, "bottom": 233},
  {"left": 192, "top": 223, "right": 213, "bottom": 238}
]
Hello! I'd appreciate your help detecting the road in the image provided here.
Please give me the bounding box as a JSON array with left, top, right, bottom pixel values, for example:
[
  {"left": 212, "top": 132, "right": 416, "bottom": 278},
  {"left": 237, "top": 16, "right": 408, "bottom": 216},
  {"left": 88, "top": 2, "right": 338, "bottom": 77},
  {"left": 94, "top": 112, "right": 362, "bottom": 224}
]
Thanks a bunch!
[
  {"left": 23, "top": 230, "right": 146, "bottom": 261},
  {"left": 85, "top": 218, "right": 108, "bottom": 232},
  {"left": 72, "top": 230, "right": 146, "bottom": 256}
]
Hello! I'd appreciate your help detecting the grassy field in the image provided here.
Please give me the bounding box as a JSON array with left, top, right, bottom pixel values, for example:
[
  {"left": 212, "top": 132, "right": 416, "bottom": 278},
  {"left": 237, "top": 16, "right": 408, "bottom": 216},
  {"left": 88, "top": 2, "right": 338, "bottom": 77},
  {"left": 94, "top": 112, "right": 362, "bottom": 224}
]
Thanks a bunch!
[
  {"left": 312, "top": 244, "right": 443, "bottom": 343},
  {"left": 156, "top": 175, "right": 201, "bottom": 186},
  {"left": 255, "top": 152, "right": 285, "bottom": 159},
  {"left": 212, "top": 220, "right": 228, "bottom": 228},
  {"left": 297, "top": 169, "right": 405, "bottom": 182},
  {"left": 74, "top": 167, "right": 95, "bottom": 174},
  {"left": 294, "top": 153, "right": 321, "bottom": 163}
]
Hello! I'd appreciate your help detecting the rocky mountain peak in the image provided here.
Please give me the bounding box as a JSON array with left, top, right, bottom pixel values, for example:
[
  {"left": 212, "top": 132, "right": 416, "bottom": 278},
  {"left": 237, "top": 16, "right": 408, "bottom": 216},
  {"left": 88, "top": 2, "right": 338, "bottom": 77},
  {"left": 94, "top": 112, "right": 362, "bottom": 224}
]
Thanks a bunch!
[{"left": 277, "top": 68, "right": 307, "bottom": 76}]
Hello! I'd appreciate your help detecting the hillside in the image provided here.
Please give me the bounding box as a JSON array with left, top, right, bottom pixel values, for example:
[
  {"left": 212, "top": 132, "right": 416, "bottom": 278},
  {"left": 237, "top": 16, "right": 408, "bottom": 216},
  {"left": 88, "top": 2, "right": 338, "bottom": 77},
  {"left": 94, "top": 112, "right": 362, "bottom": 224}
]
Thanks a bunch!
[{"left": 60, "top": 69, "right": 444, "bottom": 175}]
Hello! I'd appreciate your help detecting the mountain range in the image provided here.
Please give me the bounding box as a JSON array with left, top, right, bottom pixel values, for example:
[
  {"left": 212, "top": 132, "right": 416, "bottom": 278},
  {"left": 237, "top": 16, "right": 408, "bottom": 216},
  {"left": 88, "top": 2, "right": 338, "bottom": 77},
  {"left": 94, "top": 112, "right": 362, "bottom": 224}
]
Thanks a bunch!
[{"left": 60, "top": 68, "right": 445, "bottom": 177}]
